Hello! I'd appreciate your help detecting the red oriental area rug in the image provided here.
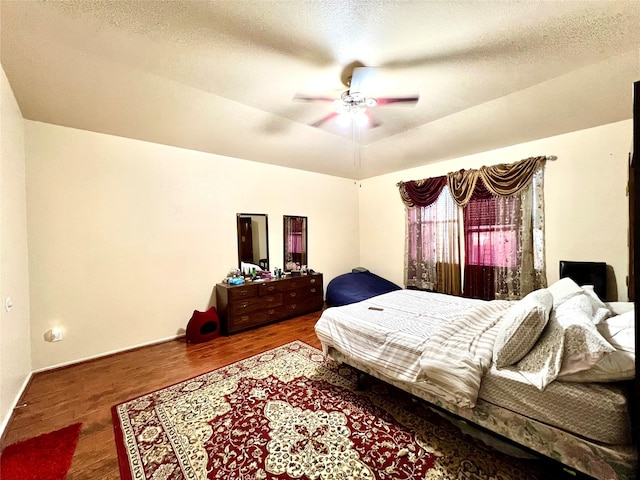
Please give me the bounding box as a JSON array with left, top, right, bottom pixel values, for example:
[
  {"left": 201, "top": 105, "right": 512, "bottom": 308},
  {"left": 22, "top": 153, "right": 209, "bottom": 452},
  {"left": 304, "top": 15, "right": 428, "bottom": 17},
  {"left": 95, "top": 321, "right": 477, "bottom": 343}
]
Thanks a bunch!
[
  {"left": 112, "top": 341, "right": 546, "bottom": 480},
  {"left": 0, "top": 422, "right": 82, "bottom": 480}
]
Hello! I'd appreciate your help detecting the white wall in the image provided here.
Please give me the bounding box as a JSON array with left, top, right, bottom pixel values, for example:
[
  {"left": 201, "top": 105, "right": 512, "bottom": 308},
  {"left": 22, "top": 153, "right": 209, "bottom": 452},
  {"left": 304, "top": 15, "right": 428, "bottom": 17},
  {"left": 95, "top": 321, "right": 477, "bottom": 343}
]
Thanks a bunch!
[
  {"left": 25, "top": 122, "right": 360, "bottom": 370},
  {"left": 0, "top": 66, "right": 32, "bottom": 432},
  {"left": 15, "top": 111, "right": 635, "bottom": 375},
  {"left": 360, "top": 120, "right": 631, "bottom": 302}
]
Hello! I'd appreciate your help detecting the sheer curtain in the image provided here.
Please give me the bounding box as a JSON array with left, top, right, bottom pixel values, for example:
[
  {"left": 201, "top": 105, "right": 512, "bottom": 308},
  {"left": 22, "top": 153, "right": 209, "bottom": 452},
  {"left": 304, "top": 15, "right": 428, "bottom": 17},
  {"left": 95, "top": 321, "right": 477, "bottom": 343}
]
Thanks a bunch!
[
  {"left": 405, "top": 186, "right": 461, "bottom": 295},
  {"left": 463, "top": 169, "right": 545, "bottom": 300}
]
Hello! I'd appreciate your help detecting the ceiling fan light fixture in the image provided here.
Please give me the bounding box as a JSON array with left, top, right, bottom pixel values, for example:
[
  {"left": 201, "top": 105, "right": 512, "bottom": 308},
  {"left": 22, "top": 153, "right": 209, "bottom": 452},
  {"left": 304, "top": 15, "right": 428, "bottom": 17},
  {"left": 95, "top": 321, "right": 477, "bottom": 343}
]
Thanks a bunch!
[
  {"left": 335, "top": 107, "right": 369, "bottom": 128},
  {"left": 339, "top": 90, "right": 377, "bottom": 112},
  {"left": 297, "top": 65, "right": 418, "bottom": 131},
  {"left": 336, "top": 112, "right": 352, "bottom": 127},
  {"left": 354, "top": 110, "right": 369, "bottom": 127}
]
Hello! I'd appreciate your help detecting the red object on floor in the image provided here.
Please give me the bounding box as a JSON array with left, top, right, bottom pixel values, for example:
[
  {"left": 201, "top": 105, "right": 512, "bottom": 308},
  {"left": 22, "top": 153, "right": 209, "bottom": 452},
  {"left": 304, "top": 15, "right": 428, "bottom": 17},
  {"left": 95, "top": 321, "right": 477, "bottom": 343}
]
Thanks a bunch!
[
  {"left": 0, "top": 422, "right": 82, "bottom": 480},
  {"left": 186, "top": 306, "right": 221, "bottom": 343}
]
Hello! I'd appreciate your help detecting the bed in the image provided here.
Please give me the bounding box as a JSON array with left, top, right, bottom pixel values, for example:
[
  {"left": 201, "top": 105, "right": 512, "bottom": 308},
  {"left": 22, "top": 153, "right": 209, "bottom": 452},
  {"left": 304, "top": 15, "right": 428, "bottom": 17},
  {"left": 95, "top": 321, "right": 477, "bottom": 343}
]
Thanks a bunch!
[{"left": 314, "top": 280, "right": 637, "bottom": 480}]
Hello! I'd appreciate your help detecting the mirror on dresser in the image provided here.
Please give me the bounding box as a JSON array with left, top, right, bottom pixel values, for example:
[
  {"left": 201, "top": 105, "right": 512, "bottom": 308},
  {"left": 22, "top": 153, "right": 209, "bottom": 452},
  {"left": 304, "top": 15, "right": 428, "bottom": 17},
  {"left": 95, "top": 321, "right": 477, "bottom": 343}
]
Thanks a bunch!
[
  {"left": 237, "top": 213, "right": 269, "bottom": 272},
  {"left": 283, "top": 215, "right": 307, "bottom": 271}
]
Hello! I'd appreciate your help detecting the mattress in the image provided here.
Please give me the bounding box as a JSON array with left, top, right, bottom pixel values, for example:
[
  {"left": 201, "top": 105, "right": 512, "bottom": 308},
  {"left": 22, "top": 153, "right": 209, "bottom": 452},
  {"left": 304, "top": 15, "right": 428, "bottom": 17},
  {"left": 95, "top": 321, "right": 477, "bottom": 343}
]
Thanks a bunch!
[{"left": 479, "top": 365, "right": 631, "bottom": 445}]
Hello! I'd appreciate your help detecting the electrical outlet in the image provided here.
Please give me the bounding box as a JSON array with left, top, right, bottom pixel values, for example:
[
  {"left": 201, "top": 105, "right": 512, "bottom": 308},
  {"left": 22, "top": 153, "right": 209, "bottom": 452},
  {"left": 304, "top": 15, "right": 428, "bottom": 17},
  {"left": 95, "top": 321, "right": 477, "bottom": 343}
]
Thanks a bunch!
[{"left": 51, "top": 326, "right": 63, "bottom": 342}]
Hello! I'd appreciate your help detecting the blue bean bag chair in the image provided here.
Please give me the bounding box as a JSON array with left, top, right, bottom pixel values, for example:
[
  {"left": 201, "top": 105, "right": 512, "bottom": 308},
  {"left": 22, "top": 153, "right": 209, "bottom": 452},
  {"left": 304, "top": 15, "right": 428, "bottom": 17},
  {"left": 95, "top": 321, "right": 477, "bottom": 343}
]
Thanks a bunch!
[{"left": 326, "top": 268, "right": 402, "bottom": 307}]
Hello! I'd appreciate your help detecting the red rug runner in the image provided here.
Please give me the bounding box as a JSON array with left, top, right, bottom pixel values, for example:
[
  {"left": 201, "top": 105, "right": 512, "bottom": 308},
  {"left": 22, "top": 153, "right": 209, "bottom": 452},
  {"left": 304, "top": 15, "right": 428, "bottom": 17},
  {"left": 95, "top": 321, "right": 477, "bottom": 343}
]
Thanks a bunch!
[
  {"left": 113, "top": 341, "right": 547, "bottom": 479},
  {"left": 0, "top": 422, "right": 82, "bottom": 480}
]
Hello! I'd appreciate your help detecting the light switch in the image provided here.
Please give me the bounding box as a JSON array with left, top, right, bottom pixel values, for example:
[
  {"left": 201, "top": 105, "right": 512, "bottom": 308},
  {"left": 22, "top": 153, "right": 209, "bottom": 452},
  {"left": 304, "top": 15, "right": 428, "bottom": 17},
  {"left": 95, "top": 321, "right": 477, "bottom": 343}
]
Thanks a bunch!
[{"left": 5, "top": 297, "right": 13, "bottom": 312}]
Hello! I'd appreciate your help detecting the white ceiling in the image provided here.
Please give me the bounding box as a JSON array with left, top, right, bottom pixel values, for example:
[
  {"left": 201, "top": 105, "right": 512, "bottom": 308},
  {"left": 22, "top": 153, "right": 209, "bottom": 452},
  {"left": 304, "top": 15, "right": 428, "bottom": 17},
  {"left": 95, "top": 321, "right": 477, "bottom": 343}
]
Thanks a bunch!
[{"left": 2, "top": 1, "right": 639, "bottom": 179}]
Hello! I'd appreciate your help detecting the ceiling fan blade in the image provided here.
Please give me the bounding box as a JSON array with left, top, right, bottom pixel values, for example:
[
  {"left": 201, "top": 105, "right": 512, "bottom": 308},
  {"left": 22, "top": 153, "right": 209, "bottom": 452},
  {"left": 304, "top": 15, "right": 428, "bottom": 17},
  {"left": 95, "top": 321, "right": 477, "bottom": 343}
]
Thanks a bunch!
[
  {"left": 293, "top": 94, "right": 336, "bottom": 103},
  {"left": 375, "top": 96, "right": 419, "bottom": 106},
  {"left": 310, "top": 112, "right": 339, "bottom": 128},
  {"left": 349, "top": 66, "right": 378, "bottom": 94}
]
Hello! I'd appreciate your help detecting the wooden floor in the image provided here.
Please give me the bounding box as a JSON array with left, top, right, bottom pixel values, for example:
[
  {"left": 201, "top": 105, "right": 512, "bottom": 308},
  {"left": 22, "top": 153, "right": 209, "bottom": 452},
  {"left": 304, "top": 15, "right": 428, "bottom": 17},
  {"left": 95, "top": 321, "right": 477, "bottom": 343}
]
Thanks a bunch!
[{"left": 1, "top": 312, "right": 323, "bottom": 479}]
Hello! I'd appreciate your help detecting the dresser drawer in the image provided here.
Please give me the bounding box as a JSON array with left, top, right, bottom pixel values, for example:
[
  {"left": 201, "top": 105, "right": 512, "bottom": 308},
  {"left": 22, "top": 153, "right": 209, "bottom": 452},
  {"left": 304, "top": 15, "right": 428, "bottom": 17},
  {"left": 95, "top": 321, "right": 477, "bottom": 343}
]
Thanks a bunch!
[
  {"left": 282, "top": 284, "right": 320, "bottom": 301},
  {"left": 282, "top": 295, "right": 324, "bottom": 317},
  {"left": 305, "top": 275, "right": 321, "bottom": 286},
  {"left": 258, "top": 281, "right": 282, "bottom": 295},
  {"left": 227, "top": 283, "right": 259, "bottom": 301},
  {"left": 228, "top": 293, "right": 282, "bottom": 315},
  {"left": 283, "top": 275, "right": 320, "bottom": 291},
  {"left": 258, "top": 275, "right": 320, "bottom": 294},
  {"left": 228, "top": 306, "right": 285, "bottom": 332},
  {"left": 303, "top": 283, "right": 322, "bottom": 297}
]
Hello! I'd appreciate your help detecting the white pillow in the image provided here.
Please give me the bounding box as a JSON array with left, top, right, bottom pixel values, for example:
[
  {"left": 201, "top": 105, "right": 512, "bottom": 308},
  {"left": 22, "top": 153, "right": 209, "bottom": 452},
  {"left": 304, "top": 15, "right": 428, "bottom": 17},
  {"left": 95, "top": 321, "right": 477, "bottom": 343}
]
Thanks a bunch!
[
  {"left": 558, "top": 350, "right": 634, "bottom": 382},
  {"left": 515, "top": 299, "right": 617, "bottom": 389},
  {"left": 493, "top": 289, "right": 552, "bottom": 368},
  {"left": 555, "top": 298, "right": 615, "bottom": 376},
  {"left": 558, "top": 309, "right": 635, "bottom": 382},
  {"left": 513, "top": 316, "right": 564, "bottom": 390},
  {"left": 581, "top": 285, "right": 606, "bottom": 308},
  {"left": 605, "top": 302, "right": 634, "bottom": 316},
  {"left": 547, "top": 278, "right": 612, "bottom": 324},
  {"left": 547, "top": 277, "right": 584, "bottom": 306},
  {"left": 597, "top": 310, "right": 634, "bottom": 353},
  {"left": 241, "top": 261, "right": 263, "bottom": 272},
  {"left": 580, "top": 285, "right": 612, "bottom": 324}
]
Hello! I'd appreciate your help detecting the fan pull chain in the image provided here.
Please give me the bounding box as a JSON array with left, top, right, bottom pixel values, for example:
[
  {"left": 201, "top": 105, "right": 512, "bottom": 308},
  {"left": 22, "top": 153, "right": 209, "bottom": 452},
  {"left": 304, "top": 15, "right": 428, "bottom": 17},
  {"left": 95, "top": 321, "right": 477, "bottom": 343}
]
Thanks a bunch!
[{"left": 352, "top": 122, "right": 362, "bottom": 169}]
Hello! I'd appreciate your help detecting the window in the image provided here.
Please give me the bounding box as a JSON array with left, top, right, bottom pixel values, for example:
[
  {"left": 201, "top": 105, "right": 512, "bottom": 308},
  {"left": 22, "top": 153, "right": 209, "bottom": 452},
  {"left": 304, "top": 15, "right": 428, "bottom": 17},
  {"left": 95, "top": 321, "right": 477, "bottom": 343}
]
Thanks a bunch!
[
  {"left": 462, "top": 170, "right": 545, "bottom": 300},
  {"left": 406, "top": 186, "right": 460, "bottom": 294},
  {"left": 403, "top": 161, "right": 546, "bottom": 300},
  {"left": 463, "top": 194, "right": 521, "bottom": 299}
]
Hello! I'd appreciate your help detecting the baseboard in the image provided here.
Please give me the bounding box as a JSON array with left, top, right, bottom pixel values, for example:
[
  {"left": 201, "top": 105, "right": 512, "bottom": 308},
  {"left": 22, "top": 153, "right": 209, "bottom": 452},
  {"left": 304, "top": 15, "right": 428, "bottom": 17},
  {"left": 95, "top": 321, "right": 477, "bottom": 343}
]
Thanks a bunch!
[
  {"left": 32, "top": 333, "right": 186, "bottom": 374},
  {"left": 1, "top": 334, "right": 185, "bottom": 442},
  {"left": 0, "top": 371, "right": 33, "bottom": 443}
]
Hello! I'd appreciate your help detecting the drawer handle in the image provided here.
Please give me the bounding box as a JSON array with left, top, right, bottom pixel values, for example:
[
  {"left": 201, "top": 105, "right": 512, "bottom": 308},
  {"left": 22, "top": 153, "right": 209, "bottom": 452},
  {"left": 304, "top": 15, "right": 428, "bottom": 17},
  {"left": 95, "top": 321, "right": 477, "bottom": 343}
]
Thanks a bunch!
[
  {"left": 240, "top": 290, "right": 249, "bottom": 296},
  {"left": 266, "top": 296, "right": 275, "bottom": 302},
  {"left": 241, "top": 315, "right": 249, "bottom": 321},
  {"left": 240, "top": 301, "right": 249, "bottom": 309},
  {"left": 310, "top": 279, "right": 316, "bottom": 283},
  {"left": 289, "top": 292, "right": 297, "bottom": 298},
  {"left": 267, "top": 286, "right": 275, "bottom": 291},
  {"left": 290, "top": 304, "right": 297, "bottom": 310},
  {"left": 310, "top": 288, "right": 317, "bottom": 293},
  {"left": 267, "top": 309, "right": 275, "bottom": 315}
]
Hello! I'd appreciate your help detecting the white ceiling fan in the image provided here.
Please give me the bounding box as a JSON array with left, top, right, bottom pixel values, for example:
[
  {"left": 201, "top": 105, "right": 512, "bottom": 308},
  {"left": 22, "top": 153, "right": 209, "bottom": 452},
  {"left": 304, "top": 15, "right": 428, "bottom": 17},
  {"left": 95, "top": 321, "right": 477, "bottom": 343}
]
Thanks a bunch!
[{"left": 294, "top": 65, "right": 420, "bottom": 129}]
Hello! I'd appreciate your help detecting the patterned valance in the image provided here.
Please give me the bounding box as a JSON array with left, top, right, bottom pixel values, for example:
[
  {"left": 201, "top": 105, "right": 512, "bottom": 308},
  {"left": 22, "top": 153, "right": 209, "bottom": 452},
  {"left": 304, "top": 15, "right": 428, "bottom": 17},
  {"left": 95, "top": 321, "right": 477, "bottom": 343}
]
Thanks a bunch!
[
  {"left": 397, "top": 175, "right": 448, "bottom": 208},
  {"left": 398, "top": 156, "right": 547, "bottom": 207}
]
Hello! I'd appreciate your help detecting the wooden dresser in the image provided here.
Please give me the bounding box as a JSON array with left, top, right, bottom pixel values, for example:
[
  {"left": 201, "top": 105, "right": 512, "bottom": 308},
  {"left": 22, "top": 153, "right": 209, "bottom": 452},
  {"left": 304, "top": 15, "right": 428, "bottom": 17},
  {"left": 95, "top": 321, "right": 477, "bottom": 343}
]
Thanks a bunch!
[{"left": 216, "top": 273, "right": 324, "bottom": 334}]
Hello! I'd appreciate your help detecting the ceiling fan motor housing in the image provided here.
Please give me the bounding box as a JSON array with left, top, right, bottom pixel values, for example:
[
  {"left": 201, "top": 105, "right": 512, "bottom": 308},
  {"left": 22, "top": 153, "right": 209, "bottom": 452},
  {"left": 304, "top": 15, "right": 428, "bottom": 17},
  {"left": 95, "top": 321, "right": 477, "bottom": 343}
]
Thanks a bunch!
[{"left": 340, "top": 90, "right": 378, "bottom": 109}]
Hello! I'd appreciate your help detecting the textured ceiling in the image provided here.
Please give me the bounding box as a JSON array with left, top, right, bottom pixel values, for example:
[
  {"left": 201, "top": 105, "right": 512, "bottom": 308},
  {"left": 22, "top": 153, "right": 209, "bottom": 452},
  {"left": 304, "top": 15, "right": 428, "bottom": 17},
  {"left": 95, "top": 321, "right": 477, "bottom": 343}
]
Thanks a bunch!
[{"left": 2, "top": 1, "right": 639, "bottom": 179}]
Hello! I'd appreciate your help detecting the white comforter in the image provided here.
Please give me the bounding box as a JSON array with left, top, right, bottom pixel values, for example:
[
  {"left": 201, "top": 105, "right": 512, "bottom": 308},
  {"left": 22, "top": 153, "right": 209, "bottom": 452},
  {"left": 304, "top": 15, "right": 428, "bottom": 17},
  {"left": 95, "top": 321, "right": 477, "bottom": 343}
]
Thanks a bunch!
[{"left": 314, "top": 289, "right": 512, "bottom": 408}]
